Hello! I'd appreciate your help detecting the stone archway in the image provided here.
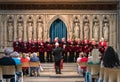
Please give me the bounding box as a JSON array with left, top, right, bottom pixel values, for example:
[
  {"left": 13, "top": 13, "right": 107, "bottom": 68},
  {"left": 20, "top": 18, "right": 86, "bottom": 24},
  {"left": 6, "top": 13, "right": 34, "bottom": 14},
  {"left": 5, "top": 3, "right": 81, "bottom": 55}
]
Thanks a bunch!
[
  {"left": 49, "top": 18, "right": 67, "bottom": 42},
  {"left": 47, "top": 15, "right": 69, "bottom": 40}
]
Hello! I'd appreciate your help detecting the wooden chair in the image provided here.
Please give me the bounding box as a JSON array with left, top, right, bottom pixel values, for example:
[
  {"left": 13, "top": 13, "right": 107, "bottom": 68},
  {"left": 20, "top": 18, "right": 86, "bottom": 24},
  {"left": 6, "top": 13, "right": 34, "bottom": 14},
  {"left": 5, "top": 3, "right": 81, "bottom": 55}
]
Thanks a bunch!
[
  {"left": 29, "top": 62, "right": 40, "bottom": 67},
  {"left": 21, "top": 62, "right": 29, "bottom": 68},
  {"left": 16, "top": 64, "right": 23, "bottom": 82},
  {"left": 21, "top": 62, "right": 30, "bottom": 76},
  {"left": 29, "top": 62, "right": 40, "bottom": 76},
  {"left": 2, "top": 65, "right": 17, "bottom": 82},
  {"left": 117, "top": 68, "right": 120, "bottom": 82},
  {"left": 108, "top": 68, "right": 117, "bottom": 82},
  {"left": 103, "top": 68, "right": 109, "bottom": 82},
  {"left": 0, "top": 66, "right": 3, "bottom": 82},
  {"left": 90, "top": 64, "right": 100, "bottom": 78},
  {"left": 99, "top": 67, "right": 104, "bottom": 81},
  {"left": 79, "top": 62, "right": 88, "bottom": 67}
]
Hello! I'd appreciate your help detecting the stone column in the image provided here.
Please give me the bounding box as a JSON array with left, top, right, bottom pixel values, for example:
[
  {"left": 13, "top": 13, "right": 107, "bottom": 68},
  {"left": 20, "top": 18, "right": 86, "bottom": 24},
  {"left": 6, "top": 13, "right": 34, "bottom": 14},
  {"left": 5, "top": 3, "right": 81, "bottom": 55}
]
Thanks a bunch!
[
  {"left": 109, "top": 15, "right": 113, "bottom": 46},
  {"left": 117, "top": 2, "right": 120, "bottom": 50},
  {"left": 1, "top": 15, "right": 4, "bottom": 49},
  {"left": 0, "top": 15, "right": 1, "bottom": 48},
  {"left": 4, "top": 15, "right": 7, "bottom": 48},
  {"left": 69, "top": 15, "right": 73, "bottom": 39},
  {"left": 99, "top": 15, "right": 103, "bottom": 40},
  {"left": 89, "top": 15, "right": 93, "bottom": 40},
  {"left": 33, "top": 15, "right": 37, "bottom": 40},
  {"left": 80, "top": 15, "right": 83, "bottom": 40},
  {"left": 23, "top": 15, "right": 27, "bottom": 41},
  {"left": 14, "top": 15, "right": 17, "bottom": 41},
  {"left": 113, "top": 14, "right": 117, "bottom": 49},
  {"left": 44, "top": 15, "right": 47, "bottom": 41}
]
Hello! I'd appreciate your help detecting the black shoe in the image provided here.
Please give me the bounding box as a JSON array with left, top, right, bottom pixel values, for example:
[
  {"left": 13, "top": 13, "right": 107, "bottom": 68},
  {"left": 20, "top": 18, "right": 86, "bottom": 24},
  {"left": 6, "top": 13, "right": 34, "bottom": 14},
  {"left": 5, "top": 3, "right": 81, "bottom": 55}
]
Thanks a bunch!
[
  {"left": 59, "top": 72, "right": 62, "bottom": 74},
  {"left": 56, "top": 72, "right": 59, "bottom": 74}
]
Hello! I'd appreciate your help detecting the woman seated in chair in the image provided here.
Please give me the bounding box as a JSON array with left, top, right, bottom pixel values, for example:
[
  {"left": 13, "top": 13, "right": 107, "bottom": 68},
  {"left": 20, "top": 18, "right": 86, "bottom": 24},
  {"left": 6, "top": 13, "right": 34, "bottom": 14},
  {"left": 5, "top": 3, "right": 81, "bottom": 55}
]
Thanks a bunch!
[
  {"left": 78, "top": 53, "right": 88, "bottom": 77},
  {"left": 20, "top": 53, "right": 29, "bottom": 76},
  {"left": 30, "top": 53, "right": 40, "bottom": 77}
]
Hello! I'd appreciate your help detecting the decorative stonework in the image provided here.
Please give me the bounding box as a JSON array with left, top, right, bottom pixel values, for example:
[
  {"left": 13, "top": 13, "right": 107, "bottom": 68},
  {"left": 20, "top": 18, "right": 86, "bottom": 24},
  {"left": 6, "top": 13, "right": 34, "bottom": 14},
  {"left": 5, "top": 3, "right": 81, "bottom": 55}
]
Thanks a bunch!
[{"left": 0, "top": 10, "right": 117, "bottom": 51}]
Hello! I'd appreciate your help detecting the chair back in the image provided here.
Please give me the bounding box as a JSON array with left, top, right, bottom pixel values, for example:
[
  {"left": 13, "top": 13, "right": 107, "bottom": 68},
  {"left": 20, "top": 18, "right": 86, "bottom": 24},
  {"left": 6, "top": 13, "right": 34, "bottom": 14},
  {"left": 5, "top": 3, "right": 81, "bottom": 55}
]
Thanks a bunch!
[
  {"left": 103, "top": 68, "right": 109, "bottom": 82},
  {"left": 0, "top": 66, "right": 3, "bottom": 80},
  {"left": 99, "top": 67, "right": 104, "bottom": 80},
  {"left": 117, "top": 68, "right": 120, "bottom": 82},
  {"left": 16, "top": 64, "right": 22, "bottom": 72},
  {"left": 91, "top": 64, "right": 100, "bottom": 75},
  {"left": 29, "top": 62, "right": 40, "bottom": 67},
  {"left": 21, "top": 62, "right": 29, "bottom": 68},
  {"left": 108, "top": 68, "right": 117, "bottom": 82},
  {"left": 2, "top": 65, "right": 16, "bottom": 75},
  {"left": 79, "top": 62, "right": 87, "bottom": 67}
]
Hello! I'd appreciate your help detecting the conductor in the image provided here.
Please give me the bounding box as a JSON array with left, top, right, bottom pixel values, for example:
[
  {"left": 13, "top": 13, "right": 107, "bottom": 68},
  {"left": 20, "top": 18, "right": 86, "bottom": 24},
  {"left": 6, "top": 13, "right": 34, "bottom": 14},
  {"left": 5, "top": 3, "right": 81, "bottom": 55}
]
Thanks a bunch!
[{"left": 53, "top": 42, "right": 63, "bottom": 74}]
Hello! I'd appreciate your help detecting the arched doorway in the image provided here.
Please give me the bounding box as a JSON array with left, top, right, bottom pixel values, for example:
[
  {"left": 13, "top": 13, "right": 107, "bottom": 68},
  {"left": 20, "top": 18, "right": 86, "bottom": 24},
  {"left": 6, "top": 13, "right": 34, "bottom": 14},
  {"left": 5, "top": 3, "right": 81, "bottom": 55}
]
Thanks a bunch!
[{"left": 50, "top": 19, "right": 67, "bottom": 42}]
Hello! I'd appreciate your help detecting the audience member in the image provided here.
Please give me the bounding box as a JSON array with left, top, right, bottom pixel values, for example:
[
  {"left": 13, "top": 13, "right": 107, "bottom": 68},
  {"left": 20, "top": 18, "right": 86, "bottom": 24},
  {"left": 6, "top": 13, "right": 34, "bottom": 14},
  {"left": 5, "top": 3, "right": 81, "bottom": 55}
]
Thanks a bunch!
[
  {"left": 0, "top": 48, "right": 16, "bottom": 82},
  {"left": 30, "top": 53, "right": 40, "bottom": 76},
  {"left": 79, "top": 53, "right": 88, "bottom": 77},
  {"left": 102, "top": 46, "right": 119, "bottom": 68},
  {"left": 11, "top": 51, "right": 21, "bottom": 65},
  {"left": 20, "top": 53, "right": 29, "bottom": 76},
  {"left": 77, "top": 52, "right": 83, "bottom": 75}
]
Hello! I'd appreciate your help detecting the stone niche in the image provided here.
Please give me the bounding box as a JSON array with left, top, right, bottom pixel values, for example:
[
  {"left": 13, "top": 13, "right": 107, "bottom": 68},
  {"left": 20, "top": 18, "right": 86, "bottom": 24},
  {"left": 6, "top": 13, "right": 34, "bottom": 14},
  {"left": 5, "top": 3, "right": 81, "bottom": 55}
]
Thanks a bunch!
[{"left": 0, "top": 10, "right": 117, "bottom": 52}]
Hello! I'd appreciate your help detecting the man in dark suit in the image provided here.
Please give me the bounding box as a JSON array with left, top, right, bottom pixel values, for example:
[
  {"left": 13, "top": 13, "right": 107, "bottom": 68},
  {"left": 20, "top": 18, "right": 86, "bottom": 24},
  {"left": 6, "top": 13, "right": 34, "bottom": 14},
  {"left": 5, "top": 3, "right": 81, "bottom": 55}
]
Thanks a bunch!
[{"left": 52, "top": 42, "right": 63, "bottom": 74}]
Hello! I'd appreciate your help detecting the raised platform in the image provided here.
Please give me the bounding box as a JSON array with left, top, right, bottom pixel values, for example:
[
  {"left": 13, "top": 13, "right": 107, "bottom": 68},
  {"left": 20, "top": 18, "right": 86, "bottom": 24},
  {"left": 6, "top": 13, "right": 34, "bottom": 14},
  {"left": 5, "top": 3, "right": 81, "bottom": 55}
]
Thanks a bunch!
[{"left": 23, "top": 63, "right": 84, "bottom": 82}]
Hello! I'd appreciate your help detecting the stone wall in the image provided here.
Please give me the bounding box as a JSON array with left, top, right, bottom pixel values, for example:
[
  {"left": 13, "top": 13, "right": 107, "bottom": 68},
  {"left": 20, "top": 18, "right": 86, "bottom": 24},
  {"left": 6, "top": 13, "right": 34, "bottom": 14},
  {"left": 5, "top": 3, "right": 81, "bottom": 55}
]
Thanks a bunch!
[{"left": 0, "top": 10, "right": 117, "bottom": 51}]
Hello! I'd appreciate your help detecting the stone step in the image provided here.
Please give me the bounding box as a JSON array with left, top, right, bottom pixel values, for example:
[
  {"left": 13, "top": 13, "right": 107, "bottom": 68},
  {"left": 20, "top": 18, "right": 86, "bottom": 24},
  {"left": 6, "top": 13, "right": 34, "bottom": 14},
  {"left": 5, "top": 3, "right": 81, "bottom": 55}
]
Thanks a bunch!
[
  {"left": 40, "top": 71, "right": 80, "bottom": 76},
  {"left": 42, "top": 68, "right": 77, "bottom": 72},
  {"left": 24, "top": 72, "right": 84, "bottom": 82},
  {"left": 23, "top": 63, "right": 84, "bottom": 82},
  {"left": 41, "top": 63, "right": 77, "bottom": 67},
  {"left": 41, "top": 63, "right": 78, "bottom": 72},
  {"left": 24, "top": 77, "right": 84, "bottom": 82}
]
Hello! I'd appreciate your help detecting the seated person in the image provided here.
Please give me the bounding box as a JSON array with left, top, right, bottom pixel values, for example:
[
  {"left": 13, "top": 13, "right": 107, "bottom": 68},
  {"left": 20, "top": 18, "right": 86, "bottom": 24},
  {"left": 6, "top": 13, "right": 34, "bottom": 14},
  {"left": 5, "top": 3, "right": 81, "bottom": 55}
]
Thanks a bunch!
[
  {"left": 11, "top": 52, "right": 22, "bottom": 80},
  {"left": 88, "top": 49, "right": 100, "bottom": 65},
  {"left": 11, "top": 51, "right": 21, "bottom": 65},
  {"left": 79, "top": 53, "right": 88, "bottom": 77},
  {"left": 20, "top": 53, "right": 29, "bottom": 76},
  {"left": 0, "top": 48, "right": 16, "bottom": 82},
  {"left": 30, "top": 53, "right": 40, "bottom": 76},
  {"left": 76, "top": 52, "right": 83, "bottom": 75}
]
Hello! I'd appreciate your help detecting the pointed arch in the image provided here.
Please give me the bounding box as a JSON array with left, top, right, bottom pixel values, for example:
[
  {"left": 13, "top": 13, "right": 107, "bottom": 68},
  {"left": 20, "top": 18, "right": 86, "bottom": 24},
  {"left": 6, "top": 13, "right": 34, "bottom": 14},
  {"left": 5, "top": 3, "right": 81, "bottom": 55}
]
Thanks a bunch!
[
  {"left": 47, "top": 15, "right": 68, "bottom": 39},
  {"left": 49, "top": 18, "right": 67, "bottom": 42}
]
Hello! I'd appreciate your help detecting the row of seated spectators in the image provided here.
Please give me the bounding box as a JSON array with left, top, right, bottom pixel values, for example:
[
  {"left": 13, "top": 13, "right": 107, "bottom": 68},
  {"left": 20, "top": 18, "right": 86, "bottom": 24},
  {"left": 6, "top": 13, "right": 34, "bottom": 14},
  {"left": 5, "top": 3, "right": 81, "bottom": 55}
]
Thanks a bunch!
[
  {"left": 77, "top": 46, "right": 120, "bottom": 82},
  {"left": 0, "top": 48, "right": 41, "bottom": 82}
]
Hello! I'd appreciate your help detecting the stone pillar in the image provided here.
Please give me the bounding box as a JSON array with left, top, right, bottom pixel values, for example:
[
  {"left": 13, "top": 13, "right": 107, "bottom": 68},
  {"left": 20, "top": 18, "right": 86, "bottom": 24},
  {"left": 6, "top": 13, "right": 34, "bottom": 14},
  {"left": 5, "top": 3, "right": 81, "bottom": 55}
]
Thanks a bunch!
[
  {"left": 113, "top": 14, "right": 117, "bottom": 49},
  {"left": 99, "top": 15, "right": 103, "bottom": 40},
  {"left": 80, "top": 15, "right": 83, "bottom": 40},
  {"left": 109, "top": 15, "right": 113, "bottom": 46},
  {"left": 89, "top": 15, "right": 93, "bottom": 40},
  {"left": 4, "top": 15, "right": 7, "bottom": 48},
  {"left": 117, "top": 2, "right": 120, "bottom": 50},
  {"left": 33, "top": 15, "right": 37, "bottom": 40},
  {"left": 23, "top": 15, "right": 27, "bottom": 41},
  {"left": 0, "top": 15, "right": 4, "bottom": 49},
  {"left": 0, "top": 15, "right": 1, "bottom": 48},
  {"left": 14, "top": 15, "right": 17, "bottom": 41}
]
